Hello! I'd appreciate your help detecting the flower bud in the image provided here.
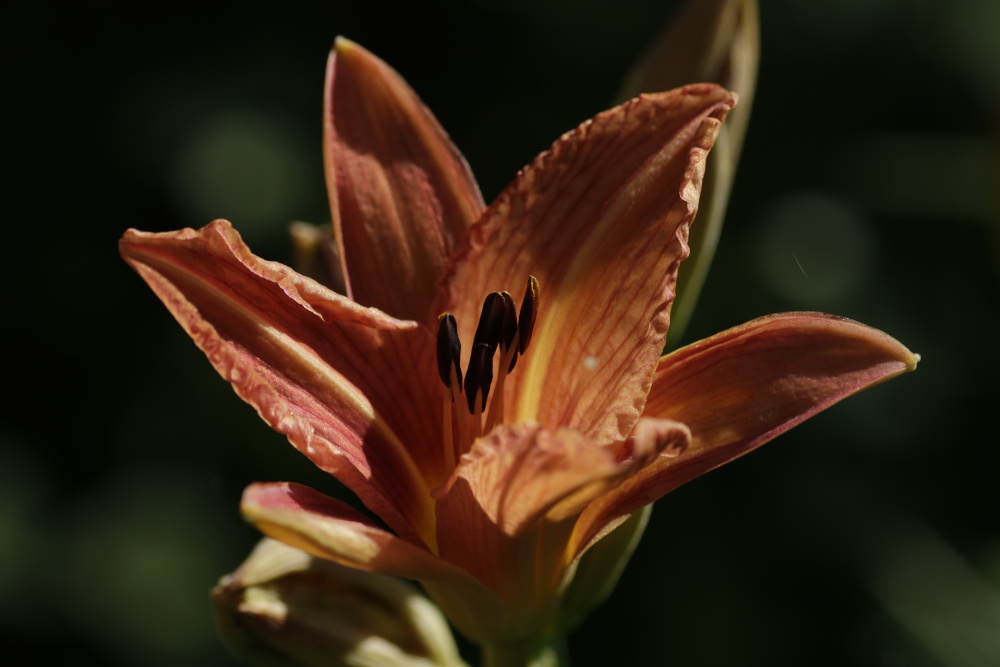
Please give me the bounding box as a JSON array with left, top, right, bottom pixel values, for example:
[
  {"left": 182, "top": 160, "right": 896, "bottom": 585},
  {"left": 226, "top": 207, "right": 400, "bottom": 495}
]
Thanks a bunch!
[
  {"left": 213, "top": 538, "right": 468, "bottom": 667},
  {"left": 617, "top": 0, "right": 760, "bottom": 347}
]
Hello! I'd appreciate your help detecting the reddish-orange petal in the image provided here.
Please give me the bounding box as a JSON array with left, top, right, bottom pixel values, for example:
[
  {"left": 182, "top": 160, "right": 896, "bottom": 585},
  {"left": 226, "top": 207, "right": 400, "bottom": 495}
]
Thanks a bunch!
[
  {"left": 326, "top": 39, "right": 485, "bottom": 322},
  {"left": 437, "top": 85, "right": 736, "bottom": 446},
  {"left": 575, "top": 312, "right": 918, "bottom": 548},
  {"left": 434, "top": 421, "right": 689, "bottom": 623},
  {"left": 433, "top": 424, "right": 615, "bottom": 631},
  {"left": 119, "top": 221, "right": 447, "bottom": 546}
]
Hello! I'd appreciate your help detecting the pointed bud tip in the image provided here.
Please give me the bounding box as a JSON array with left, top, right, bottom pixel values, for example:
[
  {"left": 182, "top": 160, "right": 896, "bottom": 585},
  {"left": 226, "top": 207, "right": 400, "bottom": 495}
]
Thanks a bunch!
[{"left": 333, "top": 35, "right": 355, "bottom": 52}]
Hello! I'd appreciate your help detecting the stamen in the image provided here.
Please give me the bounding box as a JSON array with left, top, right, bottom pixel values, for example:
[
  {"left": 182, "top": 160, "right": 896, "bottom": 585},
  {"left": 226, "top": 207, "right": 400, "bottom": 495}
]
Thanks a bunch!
[
  {"left": 484, "top": 293, "right": 518, "bottom": 431},
  {"left": 452, "top": 361, "right": 469, "bottom": 462},
  {"left": 465, "top": 342, "right": 495, "bottom": 416},
  {"left": 435, "top": 313, "right": 463, "bottom": 400},
  {"left": 472, "top": 292, "right": 507, "bottom": 350},
  {"left": 435, "top": 277, "right": 541, "bottom": 455},
  {"left": 518, "top": 275, "right": 540, "bottom": 353},
  {"left": 498, "top": 291, "right": 519, "bottom": 372},
  {"left": 436, "top": 313, "right": 462, "bottom": 471}
]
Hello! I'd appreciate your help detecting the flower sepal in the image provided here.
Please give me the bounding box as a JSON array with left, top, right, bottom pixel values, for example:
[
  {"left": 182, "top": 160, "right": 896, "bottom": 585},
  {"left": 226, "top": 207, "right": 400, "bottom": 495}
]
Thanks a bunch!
[
  {"left": 479, "top": 638, "right": 564, "bottom": 667},
  {"left": 551, "top": 505, "right": 652, "bottom": 635}
]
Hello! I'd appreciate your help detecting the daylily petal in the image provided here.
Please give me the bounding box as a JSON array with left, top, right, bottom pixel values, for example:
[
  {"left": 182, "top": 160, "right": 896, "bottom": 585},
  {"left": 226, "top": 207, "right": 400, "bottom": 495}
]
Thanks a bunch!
[
  {"left": 437, "top": 85, "right": 736, "bottom": 447},
  {"left": 433, "top": 424, "right": 626, "bottom": 636},
  {"left": 119, "top": 221, "right": 448, "bottom": 545},
  {"left": 326, "top": 38, "right": 485, "bottom": 322},
  {"left": 434, "top": 422, "right": 688, "bottom": 617},
  {"left": 437, "top": 424, "right": 620, "bottom": 538},
  {"left": 242, "top": 482, "right": 475, "bottom": 586},
  {"left": 576, "top": 312, "right": 918, "bottom": 545},
  {"left": 243, "top": 482, "right": 512, "bottom": 649}
]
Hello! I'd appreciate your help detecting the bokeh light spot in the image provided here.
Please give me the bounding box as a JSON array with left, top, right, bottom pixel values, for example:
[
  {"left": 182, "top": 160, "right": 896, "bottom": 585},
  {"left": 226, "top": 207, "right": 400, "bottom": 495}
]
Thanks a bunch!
[
  {"left": 170, "top": 109, "right": 309, "bottom": 242},
  {"left": 754, "top": 191, "right": 876, "bottom": 307}
]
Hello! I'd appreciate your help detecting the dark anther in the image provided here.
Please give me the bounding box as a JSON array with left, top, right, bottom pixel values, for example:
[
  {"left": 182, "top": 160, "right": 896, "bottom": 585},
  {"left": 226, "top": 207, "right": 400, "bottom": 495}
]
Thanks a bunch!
[
  {"left": 465, "top": 343, "right": 495, "bottom": 414},
  {"left": 518, "top": 275, "right": 540, "bottom": 354},
  {"left": 498, "top": 292, "right": 517, "bottom": 350},
  {"left": 472, "top": 292, "right": 507, "bottom": 351},
  {"left": 498, "top": 291, "right": 519, "bottom": 372},
  {"left": 436, "top": 313, "right": 463, "bottom": 396}
]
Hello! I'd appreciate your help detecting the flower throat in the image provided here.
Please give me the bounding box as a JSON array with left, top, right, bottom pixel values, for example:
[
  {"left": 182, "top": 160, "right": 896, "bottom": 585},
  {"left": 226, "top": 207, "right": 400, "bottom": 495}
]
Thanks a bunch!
[{"left": 436, "top": 276, "right": 539, "bottom": 466}]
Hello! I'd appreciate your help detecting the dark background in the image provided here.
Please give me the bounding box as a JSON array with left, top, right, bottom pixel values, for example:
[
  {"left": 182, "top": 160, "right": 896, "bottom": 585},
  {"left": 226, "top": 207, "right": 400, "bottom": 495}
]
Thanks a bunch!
[{"left": 5, "top": 0, "right": 998, "bottom": 665}]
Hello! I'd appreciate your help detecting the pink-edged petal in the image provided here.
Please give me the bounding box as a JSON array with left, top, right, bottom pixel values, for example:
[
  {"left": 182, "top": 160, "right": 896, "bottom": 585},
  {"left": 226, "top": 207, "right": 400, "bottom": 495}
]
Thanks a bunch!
[
  {"left": 437, "top": 85, "right": 736, "bottom": 446},
  {"left": 242, "top": 482, "right": 477, "bottom": 586},
  {"left": 326, "top": 38, "right": 485, "bottom": 322},
  {"left": 119, "top": 221, "right": 448, "bottom": 546},
  {"left": 244, "top": 482, "right": 517, "bottom": 649},
  {"left": 575, "top": 312, "right": 918, "bottom": 550}
]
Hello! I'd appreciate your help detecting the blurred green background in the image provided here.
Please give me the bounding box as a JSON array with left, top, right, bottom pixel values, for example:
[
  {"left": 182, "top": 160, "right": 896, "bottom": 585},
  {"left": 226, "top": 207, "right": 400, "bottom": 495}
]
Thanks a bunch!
[{"left": 5, "top": 0, "right": 998, "bottom": 665}]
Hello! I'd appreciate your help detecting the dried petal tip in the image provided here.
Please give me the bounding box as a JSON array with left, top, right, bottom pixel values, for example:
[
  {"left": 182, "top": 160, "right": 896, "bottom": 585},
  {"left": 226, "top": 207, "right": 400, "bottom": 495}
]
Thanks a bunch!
[
  {"left": 436, "top": 313, "right": 463, "bottom": 395},
  {"left": 518, "top": 275, "right": 540, "bottom": 354}
]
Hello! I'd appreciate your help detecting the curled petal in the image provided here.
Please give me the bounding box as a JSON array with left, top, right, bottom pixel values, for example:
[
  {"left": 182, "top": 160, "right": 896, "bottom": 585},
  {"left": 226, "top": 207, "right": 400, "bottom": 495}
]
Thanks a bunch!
[
  {"left": 326, "top": 38, "right": 485, "bottom": 321},
  {"left": 119, "top": 221, "right": 446, "bottom": 545},
  {"left": 436, "top": 424, "right": 614, "bottom": 596},
  {"left": 578, "top": 312, "right": 918, "bottom": 542},
  {"left": 437, "top": 424, "right": 620, "bottom": 538},
  {"left": 570, "top": 418, "right": 691, "bottom": 557},
  {"left": 438, "top": 85, "right": 736, "bottom": 448},
  {"left": 435, "top": 421, "right": 688, "bottom": 617},
  {"left": 433, "top": 425, "right": 621, "bottom": 635},
  {"left": 614, "top": 415, "right": 691, "bottom": 467}
]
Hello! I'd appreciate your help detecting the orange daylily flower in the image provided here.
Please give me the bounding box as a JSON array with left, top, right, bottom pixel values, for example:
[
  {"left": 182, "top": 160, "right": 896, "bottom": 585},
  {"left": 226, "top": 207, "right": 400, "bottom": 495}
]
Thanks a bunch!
[{"left": 120, "top": 39, "right": 916, "bottom": 648}]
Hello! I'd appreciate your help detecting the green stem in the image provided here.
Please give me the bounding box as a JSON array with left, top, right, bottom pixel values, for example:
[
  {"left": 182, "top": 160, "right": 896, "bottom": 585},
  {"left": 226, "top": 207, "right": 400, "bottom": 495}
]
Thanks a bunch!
[{"left": 480, "top": 637, "right": 566, "bottom": 667}]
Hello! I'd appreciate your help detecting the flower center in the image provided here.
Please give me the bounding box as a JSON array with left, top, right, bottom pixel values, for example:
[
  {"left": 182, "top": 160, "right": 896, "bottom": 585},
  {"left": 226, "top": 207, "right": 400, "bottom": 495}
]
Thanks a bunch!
[{"left": 436, "top": 276, "right": 539, "bottom": 465}]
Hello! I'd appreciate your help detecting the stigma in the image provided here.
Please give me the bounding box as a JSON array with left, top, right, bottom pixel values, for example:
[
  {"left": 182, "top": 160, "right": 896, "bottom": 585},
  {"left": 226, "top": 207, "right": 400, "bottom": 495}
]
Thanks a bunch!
[{"left": 436, "top": 276, "right": 539, "bottom": 461}]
